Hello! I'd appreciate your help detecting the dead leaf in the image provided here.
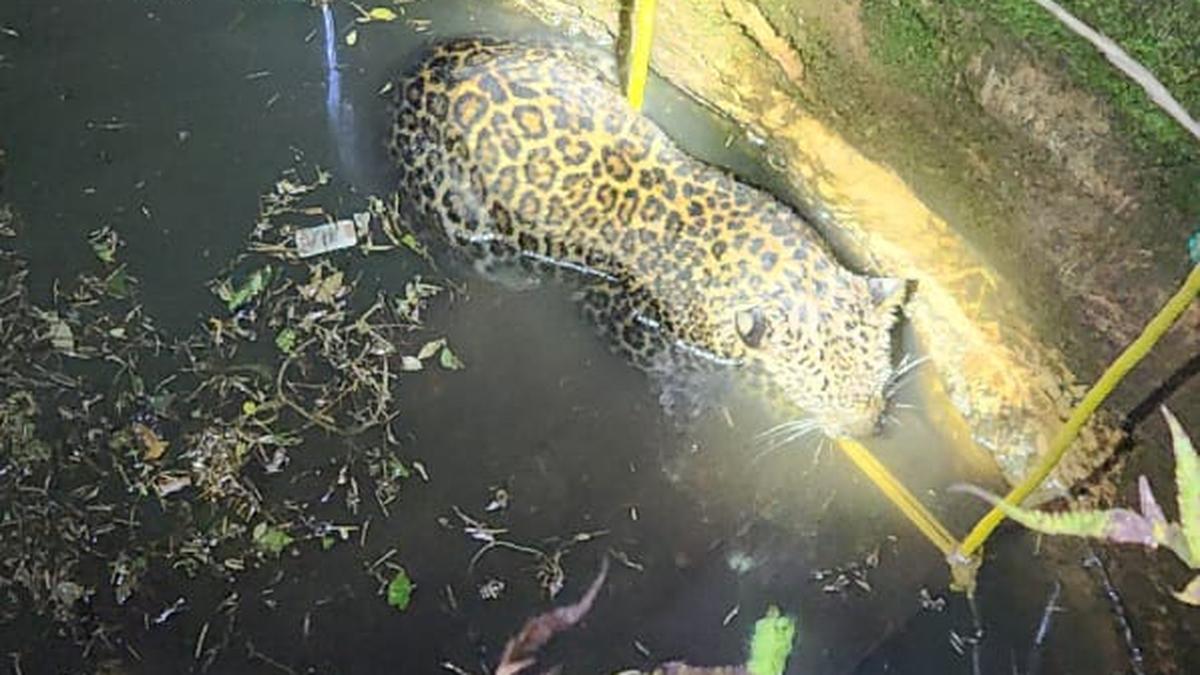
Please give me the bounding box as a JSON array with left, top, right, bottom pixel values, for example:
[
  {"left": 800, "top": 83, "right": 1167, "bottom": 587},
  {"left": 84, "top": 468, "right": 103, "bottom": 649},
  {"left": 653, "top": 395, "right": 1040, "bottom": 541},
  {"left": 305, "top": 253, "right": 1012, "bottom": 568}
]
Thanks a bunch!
[
  {"left": 132, "top": 422, "right": 169, "bottom": 461},
  {"left": 496, "top": 558, "right": 608, "bottom": 675},
  {"left": 153, "top": 473, "right": 191, "bottom": 497},
  {"left": 41, "top": 312, "right": 75, "bottom": 354},
  {"left": 417, "top": 338, "right": 445, "bottom": 361}
]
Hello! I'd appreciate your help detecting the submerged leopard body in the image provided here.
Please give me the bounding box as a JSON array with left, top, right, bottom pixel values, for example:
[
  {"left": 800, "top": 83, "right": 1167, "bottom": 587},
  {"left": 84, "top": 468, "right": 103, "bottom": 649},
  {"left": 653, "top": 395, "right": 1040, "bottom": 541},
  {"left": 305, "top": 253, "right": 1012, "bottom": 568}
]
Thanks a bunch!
[{"left": 389, "top": 38, "right": 906, "bottom": 437}]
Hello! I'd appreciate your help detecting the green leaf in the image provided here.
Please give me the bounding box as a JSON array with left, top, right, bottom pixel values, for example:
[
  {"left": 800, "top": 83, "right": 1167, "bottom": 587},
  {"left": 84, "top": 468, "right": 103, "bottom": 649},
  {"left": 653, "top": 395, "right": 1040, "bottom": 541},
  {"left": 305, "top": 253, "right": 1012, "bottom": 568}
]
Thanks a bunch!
[
  {"left": 275, "top": 328, "right": 297, "bottom": 354},
  {"left": 88, "top": 227, "right": 119, "bottom": 263},
  {"left": 954, "top": 485, "right": 1154, "bottom": 545},
  {"left": 366, "top": 7, "right": 398, "bottom": 22},
  {"left": 252, "top": 522, "right": 294, "bottom": 555},
  {"left": 438, "top": 344, "right": 464, "bottom": 370},
  {"left": 104, "top": 267, "right": 132, "bottom": 298},
  {"left": 1163, "top": 407, "right": 1200, "bottom": 566},
  {"left": 747, "top": 606, "right": 796, "bottom": 675},
  {"left": 387, "top": 568, "right": 413, "bottom": 611},
  {"left": 400, "top": 232, "right": 429, "bottom": 259},
  {"left": 383, "top": 455, "right": 410, "bottom": 481},
  {"left": 219, "top": 266, "right": 272, "bottom": 312}
]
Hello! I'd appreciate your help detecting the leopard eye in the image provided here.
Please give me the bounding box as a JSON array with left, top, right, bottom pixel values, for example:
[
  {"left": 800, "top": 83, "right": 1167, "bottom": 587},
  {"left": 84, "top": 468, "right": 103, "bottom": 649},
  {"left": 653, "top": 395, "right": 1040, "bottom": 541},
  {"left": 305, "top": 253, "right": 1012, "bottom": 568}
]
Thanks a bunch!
[{"left": 735, "top": 307, "right": 767, "bottom": 348}]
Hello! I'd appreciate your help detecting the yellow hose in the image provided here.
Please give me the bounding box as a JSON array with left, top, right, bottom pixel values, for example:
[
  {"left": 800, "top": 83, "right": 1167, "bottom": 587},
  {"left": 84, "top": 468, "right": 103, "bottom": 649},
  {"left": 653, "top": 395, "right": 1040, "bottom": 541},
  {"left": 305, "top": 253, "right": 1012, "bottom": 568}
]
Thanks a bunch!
[
  {"left": 625, "top": 0, "right": 657, "bottom": 111},
  {"left": 836, "top": 437, "right": 959, "bottom": 557},
  {"left": 959, "top": 263, "right": 1200, "bottom": 557}
]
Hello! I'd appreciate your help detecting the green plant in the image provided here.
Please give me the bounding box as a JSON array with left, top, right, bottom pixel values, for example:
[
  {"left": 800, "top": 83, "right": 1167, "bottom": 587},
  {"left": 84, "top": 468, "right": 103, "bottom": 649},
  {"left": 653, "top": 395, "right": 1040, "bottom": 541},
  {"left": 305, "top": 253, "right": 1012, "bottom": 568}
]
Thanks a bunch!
[{"left": 958, "top": 407, "right": 1200, "bottom": 604}]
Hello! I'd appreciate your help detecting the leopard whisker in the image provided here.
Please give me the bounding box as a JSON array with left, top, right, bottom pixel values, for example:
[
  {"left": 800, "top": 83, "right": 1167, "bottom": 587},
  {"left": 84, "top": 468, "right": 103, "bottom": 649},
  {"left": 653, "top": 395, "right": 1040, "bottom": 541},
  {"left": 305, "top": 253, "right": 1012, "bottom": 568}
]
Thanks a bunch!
[
  {"left": 756, "top": 426, "right": 820, "bottom": 453},
  {"left": 885, "top": 359, "right": 929, "bottom": 397},
  {"left": 753, "top": 422, "right": 823, "bottom": 462},
  {"left": 754, "top": 419, "right": 819, "bottom": 443},
  {"left": 890, "top": 354, "right": 930, "bottom": 382},
  {"left": 753, "top": 417, "right": 820, "bottom": 458}
]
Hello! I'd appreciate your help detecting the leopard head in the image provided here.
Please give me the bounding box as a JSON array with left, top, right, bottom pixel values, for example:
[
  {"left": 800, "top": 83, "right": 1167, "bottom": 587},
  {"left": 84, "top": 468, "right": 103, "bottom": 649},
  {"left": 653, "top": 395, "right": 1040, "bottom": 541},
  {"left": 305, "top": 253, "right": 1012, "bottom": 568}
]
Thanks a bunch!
[{"left": 735, "top": 274, "right": 908, "bottom": 438}]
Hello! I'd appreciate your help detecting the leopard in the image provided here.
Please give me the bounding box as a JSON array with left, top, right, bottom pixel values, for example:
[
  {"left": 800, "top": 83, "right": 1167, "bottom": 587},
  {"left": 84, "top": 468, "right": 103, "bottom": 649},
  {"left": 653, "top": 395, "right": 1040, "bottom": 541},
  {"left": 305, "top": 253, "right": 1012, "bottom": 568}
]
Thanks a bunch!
[{"left": 387, "top": 37, "right": 909, "bottom": 439}]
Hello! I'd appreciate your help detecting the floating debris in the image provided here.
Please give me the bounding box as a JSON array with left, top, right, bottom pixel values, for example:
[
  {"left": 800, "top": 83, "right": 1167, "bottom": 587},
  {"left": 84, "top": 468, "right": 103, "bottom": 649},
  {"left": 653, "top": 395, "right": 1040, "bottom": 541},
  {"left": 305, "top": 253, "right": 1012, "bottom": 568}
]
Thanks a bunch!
[
  {"left": 386, "top": 567, "right": 414, "bottom": 611},
  {"left": 479, "top": 578, "right": 506, "bottom": 600},
  {"left": 0, "top": 161, "right": 454, "bottom": 667},
  {"left": 294, "top": 213, "right": 367, "bottom": 258}
]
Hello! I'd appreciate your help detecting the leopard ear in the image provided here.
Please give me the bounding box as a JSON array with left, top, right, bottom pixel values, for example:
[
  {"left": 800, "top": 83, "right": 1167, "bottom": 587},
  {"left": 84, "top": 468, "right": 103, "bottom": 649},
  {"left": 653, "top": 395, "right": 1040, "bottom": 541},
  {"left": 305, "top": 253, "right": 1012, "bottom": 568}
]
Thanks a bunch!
[
  {"left": 868, "top": 277, "right": 908, "bottom": 316},
  {"left": 734, "top": 306, "right": 768, "bottom": 348}
]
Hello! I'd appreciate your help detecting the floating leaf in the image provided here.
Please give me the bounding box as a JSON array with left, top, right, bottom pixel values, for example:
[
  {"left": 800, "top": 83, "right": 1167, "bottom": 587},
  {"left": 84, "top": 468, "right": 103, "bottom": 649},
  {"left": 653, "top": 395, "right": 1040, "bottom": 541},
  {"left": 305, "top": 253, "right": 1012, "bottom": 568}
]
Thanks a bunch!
[
  {"left": 378, "top": 454, "right": 410, "bottom": 481},
  {"left": 1163, "top": 407, "right": 1200, "bottom": 566},
  {"left": 218, "top": 266, "right": 272, "bottom": 312},
  {"left": 345, "top": 29, "right": 358, "bottom": 46},
  {"left": 275, "top": 327, "right": 297, "bottom": 354},
  {"left": 88, "top": 226, "right": 119, "bottom": 263},
  {"left": 496, "top": 559, "right": 607, "bottom": 675},
  {"left": 153, "top": 473, "right": 192, "bottom": 497},
  {"left": 399, "top": 232, "right": 428, "bottom": 259},
  {"left": 300, "top": 264, "right": 346, "bottom": 306},
  {"left": 747, "top": 606, "right": 797, "bottom": 675},
  {"left": 416, "top": 338, "right": 444, "bottom": 360},
  {"left": 103, "top": 267, "right": 132, "bottom": 298},
  {"left": 132, "top": 422, "right": 169, "bottom": 461},
  {"left": 1173, "top": 574, "right": 1200, "bottom": 606},
  {"left": 252, "top": 523, "right": 294, "bottom": 555},
  {"left": 43, "top": 313, "right": 75, "bottom": 354},
  {"left": 386, "top": 568, "right": 413, "bottom": 610},
  {"left": 438, "top": 344, "right": 464, "bottom": 370},
  {"left": 367, "top": 7, "right": 398, "bottom": 22},
  {"left": 400, "top": 355, "right": 423, "bottom": 372}
]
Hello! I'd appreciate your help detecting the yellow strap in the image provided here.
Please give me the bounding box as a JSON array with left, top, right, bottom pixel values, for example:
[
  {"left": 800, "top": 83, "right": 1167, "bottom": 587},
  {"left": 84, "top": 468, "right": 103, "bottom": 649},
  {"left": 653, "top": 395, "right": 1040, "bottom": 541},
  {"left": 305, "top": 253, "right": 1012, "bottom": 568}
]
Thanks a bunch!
[
  {"left": 625, "top": 0, "right": 657, "bottom": 111},
  {"left": 835, "top": 437, "right": 959, "bottom": 557},
  {"left": 959, "top": 263, "right": 1200, "bottom": 557}
]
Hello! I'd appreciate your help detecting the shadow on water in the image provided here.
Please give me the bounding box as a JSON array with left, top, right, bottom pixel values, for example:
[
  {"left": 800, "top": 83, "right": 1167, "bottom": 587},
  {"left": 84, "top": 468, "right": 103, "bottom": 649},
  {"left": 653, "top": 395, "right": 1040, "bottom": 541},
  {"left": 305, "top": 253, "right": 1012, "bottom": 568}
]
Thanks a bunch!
[{"left": 0, "top": 0, "right": 1137, "bottom": 673}]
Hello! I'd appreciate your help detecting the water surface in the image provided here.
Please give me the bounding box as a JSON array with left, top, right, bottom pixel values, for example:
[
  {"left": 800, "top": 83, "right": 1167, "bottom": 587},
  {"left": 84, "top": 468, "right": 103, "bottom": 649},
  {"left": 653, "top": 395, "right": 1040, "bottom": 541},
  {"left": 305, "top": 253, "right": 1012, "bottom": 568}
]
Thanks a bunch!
[{"left": 0, "top": 1, "right": 1134, "bottom": 672}]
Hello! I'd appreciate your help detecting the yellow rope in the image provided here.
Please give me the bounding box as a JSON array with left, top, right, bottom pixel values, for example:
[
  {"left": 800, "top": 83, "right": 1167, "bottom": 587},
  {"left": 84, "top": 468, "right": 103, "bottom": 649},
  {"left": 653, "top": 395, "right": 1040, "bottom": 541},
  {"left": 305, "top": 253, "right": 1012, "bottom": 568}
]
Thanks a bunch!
[
  {"left": 835, "top": 437, "right": 959, "bottom": 556},
  {"left": 959, "top": 263, "right": 1200, "bottom": 557},
  {"left": 625, "top": 0, "right": 657, "bottom": 112}
]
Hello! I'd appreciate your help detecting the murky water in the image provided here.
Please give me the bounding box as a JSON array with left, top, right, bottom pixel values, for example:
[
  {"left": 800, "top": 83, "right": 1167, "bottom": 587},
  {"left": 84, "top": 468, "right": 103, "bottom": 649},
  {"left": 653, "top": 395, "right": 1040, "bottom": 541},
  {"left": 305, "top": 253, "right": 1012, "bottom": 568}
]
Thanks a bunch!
[{"left": 0, "top": 1, "right": 1140, "bottom": 673}]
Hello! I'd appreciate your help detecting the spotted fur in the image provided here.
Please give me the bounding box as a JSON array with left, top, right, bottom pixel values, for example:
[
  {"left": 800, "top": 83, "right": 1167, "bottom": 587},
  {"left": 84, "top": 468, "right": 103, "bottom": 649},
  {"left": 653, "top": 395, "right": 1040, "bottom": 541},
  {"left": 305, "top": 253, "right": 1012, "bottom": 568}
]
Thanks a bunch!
[{"left": 389, "top": 38, "right": 906, "bottom": 437}]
